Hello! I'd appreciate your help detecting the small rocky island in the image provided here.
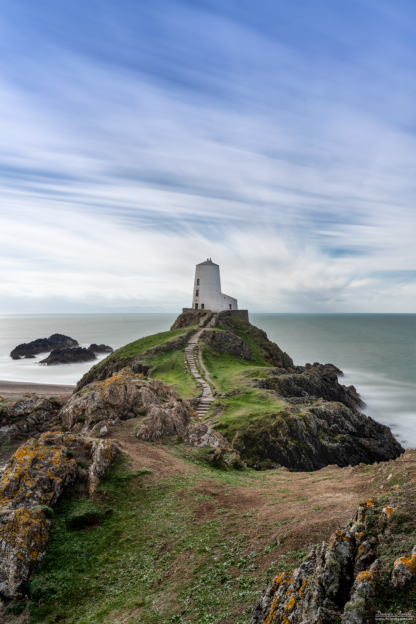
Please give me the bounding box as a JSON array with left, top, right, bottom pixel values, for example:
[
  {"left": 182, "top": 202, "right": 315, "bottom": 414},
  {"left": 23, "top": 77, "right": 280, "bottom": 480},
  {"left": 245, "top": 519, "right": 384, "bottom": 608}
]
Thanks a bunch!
[
  {"left": 10, "top": 335, "right": 113, "bottom": 365},
  {"left": 10, "top": 333, "right": 78, "bottom": 359}
]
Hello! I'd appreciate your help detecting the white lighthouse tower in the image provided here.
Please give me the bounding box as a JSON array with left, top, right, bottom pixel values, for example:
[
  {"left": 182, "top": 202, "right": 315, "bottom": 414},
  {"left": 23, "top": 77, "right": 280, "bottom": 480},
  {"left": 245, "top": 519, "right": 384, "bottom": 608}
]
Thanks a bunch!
[{"left": 192, "top": 259, "right": 238, "bottom": 312}]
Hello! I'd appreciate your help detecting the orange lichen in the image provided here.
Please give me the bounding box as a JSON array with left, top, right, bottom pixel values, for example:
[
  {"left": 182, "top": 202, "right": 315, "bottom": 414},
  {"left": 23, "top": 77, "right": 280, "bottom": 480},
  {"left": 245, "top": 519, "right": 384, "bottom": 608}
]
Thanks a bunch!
[
  {"left": 355, "top": 568, "right": 377, "bottom": 587},
  {"left": 393, "top": 554, "right": 416, "bottom": 574},
  {"left": 380, "top": 506, "right": 397, "bottom": 518},
  {"left": 284, "top": 595, "right": 296, "bottom": 612},
  {"left": 299, "top": 579, "right": 307, "bottom": 597}
]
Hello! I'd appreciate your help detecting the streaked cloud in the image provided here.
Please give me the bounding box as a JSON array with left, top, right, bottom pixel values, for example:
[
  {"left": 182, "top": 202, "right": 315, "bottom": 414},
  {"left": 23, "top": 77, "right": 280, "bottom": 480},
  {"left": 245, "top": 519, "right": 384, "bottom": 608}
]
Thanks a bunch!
[{"left": 1, "top": 0, "right": 416, "bottom": 312}]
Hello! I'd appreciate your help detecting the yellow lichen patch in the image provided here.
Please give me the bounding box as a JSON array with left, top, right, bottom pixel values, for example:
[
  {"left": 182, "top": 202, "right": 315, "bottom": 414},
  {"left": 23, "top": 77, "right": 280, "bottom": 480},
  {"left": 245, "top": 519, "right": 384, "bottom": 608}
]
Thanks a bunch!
[
  {"left": 365, "top": 499, "right": 375, "bottom": 508},
  {"left": 284, "top": 595, "right": 296, "bottom": 612},
  {"left": 380, "top": 506, "right": 397, "bottom": 519},
  {"left": 355, "top": 568, "right": 377, "bottom": 588},
  {"left": 393, "top": 485, "right": 400, "bottom": 490},
  {"left": 393, "top": 553, "right": 416, "bottom": 574},
  {"left": 299, "top": 578, "right": 307, "bottom": 597}
]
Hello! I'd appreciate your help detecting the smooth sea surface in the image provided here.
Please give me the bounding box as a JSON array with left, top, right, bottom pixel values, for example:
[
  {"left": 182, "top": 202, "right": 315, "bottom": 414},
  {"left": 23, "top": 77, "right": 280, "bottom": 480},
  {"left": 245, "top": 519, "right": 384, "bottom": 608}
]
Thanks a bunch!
[{"left": 0, "top": 313, "right": 415, "bottom": 447}]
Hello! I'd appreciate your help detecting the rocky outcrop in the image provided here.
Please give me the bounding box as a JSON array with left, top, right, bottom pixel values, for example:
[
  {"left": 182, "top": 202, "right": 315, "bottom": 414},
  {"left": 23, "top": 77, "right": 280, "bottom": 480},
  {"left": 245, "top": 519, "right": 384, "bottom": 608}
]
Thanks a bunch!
[
  {"left": 250, "top": 500, "right": 380, "bottom": 624},
  {"left": 391, "top": 546, "right": 416, "bottom": 589},
  {"left": 39, "top": 347, "right": 97, "bottom": 365},
  {"left": 88, "top": 343, "right": 113, "bottom": 354},
  {"left": 0, "top": 396, "right": 68, "bottom": 443},
  {"left": 0, "top": 432, "right": 120, "bottom": 597},
  {"left": 62, "top": 367, "right": 185, "bottom": 431},
  {"left": 170, "top": 309, "right": 210, "bottom": 330},
  {"left": 231, "top": 401, "right": 403, "bottom": 471},
  {"left": 10, "top": 334, "right": 78, "bottom": 358},
  {"left": 136, "top": 401, "right": 194, "bottom": 442},
  {"left": 253, "top": 366, "right": 364, "bottom": 411},
  {"left": 87, "top": 439, "right": 120, "bottom": 494},
  {"left": 200, "top": 330, "right": 251, "bottom": 359}
]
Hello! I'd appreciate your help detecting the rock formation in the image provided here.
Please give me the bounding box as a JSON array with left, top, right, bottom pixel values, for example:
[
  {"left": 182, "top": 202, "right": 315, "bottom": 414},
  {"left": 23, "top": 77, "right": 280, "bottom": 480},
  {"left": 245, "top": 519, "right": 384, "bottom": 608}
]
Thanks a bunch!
[
  {"left": 10, "top": 334, "right": 78, "bottom": 359},
  {"left": 0, "top": 395, "right": 68, "bottom": 443},
  {"left": 0, "top": 432, "right": 119, "bottom": 598},
  {"left": 88, "top": 343, "right": 113, "bottom": 354},
  {"left": 39, "top": 347, "right": 97, "bottom": 366},
  {"left": 249, "top": 499, "right": 384, "bottom": 624}
]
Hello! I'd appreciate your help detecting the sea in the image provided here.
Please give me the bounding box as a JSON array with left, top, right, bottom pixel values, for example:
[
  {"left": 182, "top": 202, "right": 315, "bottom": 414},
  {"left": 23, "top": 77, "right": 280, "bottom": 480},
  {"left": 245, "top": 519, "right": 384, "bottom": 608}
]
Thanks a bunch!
[{"left": 0, "top": 313, "right": 415, "bottom": 448}]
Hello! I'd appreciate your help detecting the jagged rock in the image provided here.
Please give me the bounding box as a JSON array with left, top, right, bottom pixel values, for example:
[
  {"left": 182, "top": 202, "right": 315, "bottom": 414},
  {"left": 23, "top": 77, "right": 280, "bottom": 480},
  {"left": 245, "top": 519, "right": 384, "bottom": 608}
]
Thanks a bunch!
[
  {"left": 253, "top": 366, "right": 364, "bottom": 411},
  {"left": 391, "top": 546, "right": 416, "bottom": 588},
  {"left": 136, "top": 400, "right": 194, "bottom": 441},
  {"left": 0, "top": 396, "right": 66, "bottom": 442},
  {"left": 232, "top": 401, "right": 403, "bottom": 472},
  {"left": 342, "top": 561, "right": 379, "bottom": 624},
  {"left": 170, "top": 309, "right": 209, "bottom": 330},
  {"left": 0, "top": 507, "right": 49, "bottom": 598},
  {"left": 183, "top": 422, "right": 231, "bottom": 449},
  {"left": 88, "top": 343, "right": 114, "bottom": 354},
  {"left": 10, "top": 333, "right": 78, "bottom": 358},
  {"left": 39, "top": 347, "right": 97, "bottom": 365},
  {"left": 0, "top": 438, "right": 77, "bottom": 511},
  {"left": 249, "top": 501, "right": 379, "bottom": 624},
  {"left": 0, "top": 432, "right": 120, "bottom": 597},
  {"left": 88, "top": 439, "right": 120, "bottom": 494},
  {"left": 62, "top": 367, "right": 184, "bottom": 431},
  {"left": 24, "top": 354, "right": 36, "bottom": 359},
  {"left": 199, "top": 330, "right": 251, "bottom": 359}
]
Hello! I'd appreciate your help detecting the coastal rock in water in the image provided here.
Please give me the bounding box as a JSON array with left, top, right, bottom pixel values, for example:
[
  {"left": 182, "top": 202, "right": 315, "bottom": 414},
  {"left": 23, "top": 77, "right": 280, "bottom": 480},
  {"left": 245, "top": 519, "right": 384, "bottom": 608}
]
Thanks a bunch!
[
  {"left": 88, "top": 343, "right": 114, "bottom": 354},
  {"left": 39, "top": 347, "right": 97, "bottom": 365},
  {"left": 62, "top": 367, "right": 185, "bottom": 430},
  {"left": 199, "top": 330, "right": 251, "bottom": 359},
  {"left": 10, "top": 333, "right": 78, "bottom": 358}
]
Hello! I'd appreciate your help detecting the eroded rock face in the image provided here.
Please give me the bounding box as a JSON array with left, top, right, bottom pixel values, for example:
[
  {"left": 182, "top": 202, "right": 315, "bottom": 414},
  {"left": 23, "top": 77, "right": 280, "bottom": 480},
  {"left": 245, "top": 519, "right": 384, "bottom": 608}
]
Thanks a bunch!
[
  {"left": 0, "top": 432, "right": 120, "bottom": 597},
  {"left": 62, "top": 367, "right": 184, "bottom": 431},
  {"left": 39, "top": 347, "right": 97, "bottom": 365},
  {"left": 233, "top": 401, "right": 403, "bottom": 471},
  {"left": 250, "top": 502, "right": 378, "bottom": 624},
  {"left": 136, "top": 401, "right": 194, "bottom": 442},
  {"left": 200, "top": 330, "right": 251, "bottom": 359},
  {"left": 0, "top": 507, "right": 49, "bottom": 598},
  {"left": 10, "top": 334, "right": 78, "bottom": 358},
  {"left": 391, "top": 546, "right": 416, "bottom": 589},
  {"left": 0, "top": 396, "right": 67, "bottom": 443},
  {"left": 253, "top": 366, "right": 364, "bottom": 411},
  {"left": 88, "top": 439, "right": 120, "bottom": 494}
]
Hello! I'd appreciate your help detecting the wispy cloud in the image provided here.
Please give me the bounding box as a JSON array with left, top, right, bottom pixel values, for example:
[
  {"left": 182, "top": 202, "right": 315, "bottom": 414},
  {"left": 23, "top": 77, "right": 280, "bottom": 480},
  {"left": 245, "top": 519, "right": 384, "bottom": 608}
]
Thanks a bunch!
[{"left": 1, "top": 0, "right": 416, "bottom": 312}]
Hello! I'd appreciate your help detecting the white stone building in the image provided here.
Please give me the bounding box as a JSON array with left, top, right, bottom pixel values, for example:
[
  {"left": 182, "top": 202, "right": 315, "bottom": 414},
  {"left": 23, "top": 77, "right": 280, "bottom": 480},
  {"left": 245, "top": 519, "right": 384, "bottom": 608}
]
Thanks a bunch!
[{"left": 191, "top": 259, "right": 238, "bottom": 312}]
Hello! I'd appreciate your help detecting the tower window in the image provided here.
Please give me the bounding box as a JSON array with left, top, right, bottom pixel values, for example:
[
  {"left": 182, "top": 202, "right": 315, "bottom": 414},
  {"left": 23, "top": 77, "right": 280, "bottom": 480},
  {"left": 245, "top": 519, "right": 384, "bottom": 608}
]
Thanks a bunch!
[
  {"left": 229, "top": 304, "right": 232, "bottom": 309},
  {"left": 197, "top": 279, "right": 200, "bottom": 285},
  {"left": 196, "top": 290, "right": 199, "bottom": 296},
  {"left": 201, "top": 304, "right": 204, "bottom": 309},
  {"left": 195, "top": 303, "right": 198, "bottom": 309}
]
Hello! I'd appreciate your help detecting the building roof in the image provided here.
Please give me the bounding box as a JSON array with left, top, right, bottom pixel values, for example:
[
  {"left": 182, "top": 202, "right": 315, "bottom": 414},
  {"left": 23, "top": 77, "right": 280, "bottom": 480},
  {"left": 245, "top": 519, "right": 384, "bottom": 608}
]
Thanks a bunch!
[{"left": 197, "top": 259, "right": 219, "bottom": 266}]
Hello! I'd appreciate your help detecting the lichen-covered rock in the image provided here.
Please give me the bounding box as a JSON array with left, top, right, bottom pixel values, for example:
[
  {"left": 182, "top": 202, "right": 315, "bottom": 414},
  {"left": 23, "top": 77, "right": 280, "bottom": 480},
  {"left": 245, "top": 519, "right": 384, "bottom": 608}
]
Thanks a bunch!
[
  {"left": 0, "top": 507, "right": 49, "bottom": 597},
  {"left": 0, "top": 396, "right": 66, "bottom": 443},
  {"left": 391, "top": 546, "right": 416, "bottom": 588},
  {"left": 0, "top": 438, "right": 77, "bottom": 510},
  {"left": 136, "top": 401, "right": 194, "bottom": 442},
  {"left": 249, "top": 502, "right": 379, "bottom": 624},
  {"left": 342, "top": 561, "right": 379, "bottom": 624},
  {"left": 88, "top": 439, "right": 120, "bottom": 495},
  {"left": 183, "top": 422, "right": 231, "bottom": 449},
  {"left": 62, "top": 367, "right": 183, "bottom": 430}
]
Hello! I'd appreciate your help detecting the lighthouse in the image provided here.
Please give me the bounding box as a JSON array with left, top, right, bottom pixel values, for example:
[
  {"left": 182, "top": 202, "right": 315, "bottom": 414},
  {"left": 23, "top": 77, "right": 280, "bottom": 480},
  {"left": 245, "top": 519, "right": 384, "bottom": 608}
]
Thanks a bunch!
[{"left": 192, "top": 259, "right": 238, "bottom": 312}]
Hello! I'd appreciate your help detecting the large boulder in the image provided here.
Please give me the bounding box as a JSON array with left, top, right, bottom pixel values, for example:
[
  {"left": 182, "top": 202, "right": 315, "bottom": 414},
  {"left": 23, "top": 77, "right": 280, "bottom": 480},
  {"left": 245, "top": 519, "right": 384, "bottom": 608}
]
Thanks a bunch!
[
  {"left": 0, "top": 396, "right": 66, "bottom": 443},
  {"left": 10, "top": 334, "right": 78, "bottom": 358},
  {"left": 62, "top": 367, "right": 186, "bottom": 431}
]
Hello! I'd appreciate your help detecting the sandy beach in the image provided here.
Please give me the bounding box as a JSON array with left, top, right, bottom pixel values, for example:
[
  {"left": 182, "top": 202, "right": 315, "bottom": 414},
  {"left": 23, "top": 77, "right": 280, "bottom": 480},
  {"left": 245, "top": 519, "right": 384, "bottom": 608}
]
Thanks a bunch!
[{"left": 0, "top": 379, "right": 75, "bottom": 399}]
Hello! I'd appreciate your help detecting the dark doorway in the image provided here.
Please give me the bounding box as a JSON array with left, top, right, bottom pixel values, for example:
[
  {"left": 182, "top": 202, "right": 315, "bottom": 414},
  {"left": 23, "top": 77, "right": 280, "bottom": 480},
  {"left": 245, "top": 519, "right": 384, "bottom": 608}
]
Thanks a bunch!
[{"left": 195, "top": 303, "right": 198, "bottom": 309}]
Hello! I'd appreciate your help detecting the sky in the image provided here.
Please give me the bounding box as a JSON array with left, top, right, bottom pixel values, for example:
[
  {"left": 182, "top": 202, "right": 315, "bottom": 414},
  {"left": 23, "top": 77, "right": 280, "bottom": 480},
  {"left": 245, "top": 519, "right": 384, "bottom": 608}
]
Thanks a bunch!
[{"left": 1, "top": 0, "right": 416, "bottom": 313}]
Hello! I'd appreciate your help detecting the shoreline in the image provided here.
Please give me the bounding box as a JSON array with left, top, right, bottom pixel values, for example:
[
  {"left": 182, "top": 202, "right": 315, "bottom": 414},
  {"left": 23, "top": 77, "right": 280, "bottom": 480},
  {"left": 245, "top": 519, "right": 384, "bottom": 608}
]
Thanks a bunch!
[{"left": 0, "top": 379, "right": 76, "bottom": 398}]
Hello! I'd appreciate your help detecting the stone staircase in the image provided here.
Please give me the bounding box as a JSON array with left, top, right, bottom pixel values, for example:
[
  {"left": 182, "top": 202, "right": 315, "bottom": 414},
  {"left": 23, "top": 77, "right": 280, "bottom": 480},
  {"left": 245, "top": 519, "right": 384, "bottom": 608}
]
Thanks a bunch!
[{"left": 184, "top": 329, "right": 215, "bottom": 418}]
